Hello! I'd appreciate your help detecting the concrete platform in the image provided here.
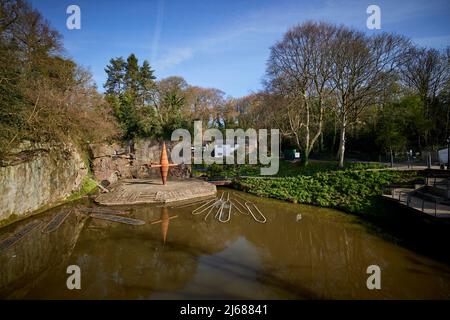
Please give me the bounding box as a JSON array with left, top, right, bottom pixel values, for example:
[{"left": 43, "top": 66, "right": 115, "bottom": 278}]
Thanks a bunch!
[{"left": 95, "top": 179, "right": 217, "bottom": 206}]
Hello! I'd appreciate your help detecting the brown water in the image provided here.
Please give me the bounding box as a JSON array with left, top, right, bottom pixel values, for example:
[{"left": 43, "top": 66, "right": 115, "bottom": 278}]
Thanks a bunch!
[{"left": 1, "top": 189, "right": 450, "bottom": 299}]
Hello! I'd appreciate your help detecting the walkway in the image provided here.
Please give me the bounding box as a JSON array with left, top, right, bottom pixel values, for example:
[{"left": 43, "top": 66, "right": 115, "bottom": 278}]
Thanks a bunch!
[{"left": 383, "top": 188, "right": 450, "bottom": 219}]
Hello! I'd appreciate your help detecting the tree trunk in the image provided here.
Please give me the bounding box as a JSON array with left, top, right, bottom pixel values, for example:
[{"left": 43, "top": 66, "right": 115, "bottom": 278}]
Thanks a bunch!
[
  {"left": 331, "top": 113, "right": 337, "bottom": 155},
  {"left": 319, "top": 132, "right": 324, "bottom": 153},
  {"left": 300, "top": 148, "right": 309, "bottom": 166},
  {"left": 337, "top": 122, "right": 346, "bottom": 168},
  {"left": 390, "top": 147, "right": 394, "bottom": 168}
]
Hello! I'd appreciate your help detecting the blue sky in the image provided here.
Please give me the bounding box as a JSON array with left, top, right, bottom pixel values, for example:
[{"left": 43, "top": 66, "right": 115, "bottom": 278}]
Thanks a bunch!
[{"left": 30, "top": 0, "right": 450, "bottom": 97}]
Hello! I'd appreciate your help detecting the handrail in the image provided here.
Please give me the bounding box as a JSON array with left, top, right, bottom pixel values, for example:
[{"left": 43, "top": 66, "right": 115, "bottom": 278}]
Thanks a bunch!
[{"left": 387, "top": 180, "right": 444, "bottom": 218}]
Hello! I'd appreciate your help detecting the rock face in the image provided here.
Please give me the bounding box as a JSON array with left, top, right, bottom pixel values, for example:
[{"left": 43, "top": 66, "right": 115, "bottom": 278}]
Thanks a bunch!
[
  {"left": 0, "top": 141, "right": 87, "bottom": 226},
  {"left": 90, "top": 139, "right": 191, "bottom": 186}
]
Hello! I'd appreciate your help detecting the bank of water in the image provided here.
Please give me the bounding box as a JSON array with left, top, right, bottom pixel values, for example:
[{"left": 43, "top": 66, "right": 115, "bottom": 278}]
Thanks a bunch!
[{"left": 0, "top": 189, "right": 449, "bottom": 299}]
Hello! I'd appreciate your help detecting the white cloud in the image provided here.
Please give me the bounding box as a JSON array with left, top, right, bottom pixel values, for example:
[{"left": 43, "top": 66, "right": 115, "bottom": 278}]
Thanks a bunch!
[
  {"left": 151, "top": 0, "right": 165, "bottom": 62},
  {"left": 155, "top": 47, "right": 194, "bottom": 71}
]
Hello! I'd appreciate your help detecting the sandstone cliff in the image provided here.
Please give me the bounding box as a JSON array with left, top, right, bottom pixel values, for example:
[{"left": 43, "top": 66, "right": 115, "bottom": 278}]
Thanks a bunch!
[{"left": 0, "top": 141, "right": 88, "bottom": 226}]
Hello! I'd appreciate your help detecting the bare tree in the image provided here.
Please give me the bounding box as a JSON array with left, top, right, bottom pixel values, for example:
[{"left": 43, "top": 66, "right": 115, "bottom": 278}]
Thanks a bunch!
[
  {"left": 233, "top": 93, "right": 270, "bottom": 130},
  {"left": 402, "top": 46, "right": 450, "bottom": 109},
  {"left": 401, "top": 46, "right": 450, "bottom": 145},
  {"left": 265, "top": 21, "right": 337, "bottom": 165},
  {"left": 330, "top": 28, "right": 409, "bottom": 167},
  {"left": 185, "top": 86, "right": 225, "bottom": 127},
  {"left": 1, "top": 0, "right": 118, "bottom": 153}
]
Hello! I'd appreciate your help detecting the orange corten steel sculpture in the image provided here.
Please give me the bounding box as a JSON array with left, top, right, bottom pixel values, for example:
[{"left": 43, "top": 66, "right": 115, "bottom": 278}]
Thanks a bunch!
[{"left": 150, "top": 142, "right": 178, "bottom": 185}]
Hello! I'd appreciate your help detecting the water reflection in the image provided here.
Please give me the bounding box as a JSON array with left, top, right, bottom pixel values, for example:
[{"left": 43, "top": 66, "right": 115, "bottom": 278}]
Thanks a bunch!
[
  {"left": 150, "top": 208, "right": 178, "bottom": 244},
  {"left": 0, "top": 207, "right": 87, "bottom": 299},
  {"left": 0, "top": 190, "right": 449, "bottom": 299}
]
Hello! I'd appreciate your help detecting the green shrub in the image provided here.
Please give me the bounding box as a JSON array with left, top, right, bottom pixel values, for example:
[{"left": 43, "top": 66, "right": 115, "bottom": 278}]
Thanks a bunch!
[
  {"left": 67, "top": 176, "right": 98, "bottom": 201},
  {"left": 193, "top": 160, "right": 388, "bottom": 178},
  {"left": 235, "top": 170, "right": 417, "bottom": 215}
]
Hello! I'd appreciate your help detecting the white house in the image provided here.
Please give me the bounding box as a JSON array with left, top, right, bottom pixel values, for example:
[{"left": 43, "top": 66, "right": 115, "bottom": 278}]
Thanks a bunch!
[{"left": 213, "top": 144, "right": 239, "bottom": 158}]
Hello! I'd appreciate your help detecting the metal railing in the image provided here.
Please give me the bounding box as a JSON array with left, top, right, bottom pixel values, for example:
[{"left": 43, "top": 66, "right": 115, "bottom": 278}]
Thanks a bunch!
[
  {"left": 383, "top": 185, "right": 438, "bottom": 217},
  {"left": 406, "top": 193, "right": 438, "bottom": 217}
]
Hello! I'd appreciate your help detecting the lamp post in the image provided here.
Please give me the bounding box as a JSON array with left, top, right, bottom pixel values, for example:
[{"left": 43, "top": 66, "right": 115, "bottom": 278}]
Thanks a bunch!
[
  {"left": 407, "top": 150, "right": 412, "bottom": 168},
  {"left": 447, "top": 137, "right": 450, "bottom": 170}
]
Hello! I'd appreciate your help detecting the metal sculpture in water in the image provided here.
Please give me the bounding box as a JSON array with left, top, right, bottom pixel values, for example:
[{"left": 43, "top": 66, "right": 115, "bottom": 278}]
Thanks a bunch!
[
  {"left": 150, "top": 142, "right": 179, "bottom": 185},
  {"left": 191, "top": 192, "right": 266, "bottom": 223}
]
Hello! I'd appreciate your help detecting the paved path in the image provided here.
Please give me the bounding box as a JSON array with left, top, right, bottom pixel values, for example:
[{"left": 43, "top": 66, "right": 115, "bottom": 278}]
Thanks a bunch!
[{"left": 366, "top": 164, "right": 442, "bottom": 171}]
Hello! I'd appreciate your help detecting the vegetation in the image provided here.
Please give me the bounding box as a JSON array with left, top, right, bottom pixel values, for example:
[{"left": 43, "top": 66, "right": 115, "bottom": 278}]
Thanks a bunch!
[
  {"left": 193, "top": 160, "right": 387, "bottom": 178},
  {"left": 0, "top": 0, "right": 119, "bottom": 156},
  {"left": 197, "top": 160, "right": 404, "bottom": 219},
  {"left": 101, "top": 22, "right": 449, "bottom": 169},
  {"left": 258, "top": 22, "right": 449, "bottom": 167},
  {"left": 0, "top": 1, "right": 444, "bottom": 222},
  {"left": 103, "top": 56, "right": 237, "bottom": 140},
  {"left": 2, "top": 1, "right": 448, "bottom": 169},
  {"left": 235, "top": 169, "right": 418, "bottom": 215},
  {"left": 102, "top": 22, "right": 449, "bottom": 168},
  {"left": 66, "top": 176, "right": 98, "bottom": 201}
]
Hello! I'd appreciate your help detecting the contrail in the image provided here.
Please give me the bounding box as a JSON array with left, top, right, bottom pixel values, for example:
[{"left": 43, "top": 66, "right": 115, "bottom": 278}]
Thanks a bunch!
[{"left": 151, "top": 0, "right": 165, "bottom": 63}]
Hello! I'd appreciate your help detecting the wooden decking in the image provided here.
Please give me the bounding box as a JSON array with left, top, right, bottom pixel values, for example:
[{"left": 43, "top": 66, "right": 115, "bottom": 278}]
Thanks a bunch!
[{"left": 95, "top": 178, "right": 217, "bottom": 206}]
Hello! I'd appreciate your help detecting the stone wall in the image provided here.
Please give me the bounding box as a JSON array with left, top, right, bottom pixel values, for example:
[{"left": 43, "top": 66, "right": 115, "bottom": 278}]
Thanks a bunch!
[
  {"left": 89, "top": 139, "right": 191, "bottom": 186},
  {"left": 0, "top": 139, "right": 191, "bottom": 226},
  {"left": 0, "top": 141, "right": 88, "bottom": 226}
]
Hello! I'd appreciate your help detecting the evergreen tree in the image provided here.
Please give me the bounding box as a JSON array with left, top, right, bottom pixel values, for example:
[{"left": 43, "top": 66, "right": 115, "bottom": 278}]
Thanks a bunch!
[
  {"left": 138, "top": 59, "right": 157, "bottom": 106},
  {"left": 160, "top": 90, "right": 185, "bottom": 138},
  {"left": 104, "top": 54, "right": 161, "bottom": 139},
  {"left": 104, "top": 57, "right": 126, "bottom": 95},
  {"left": 116, "top": 93, "right": 141, "bottom": 139},
  {"left": 124, "top": 54, "right": 140, "bottom": 97}
]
